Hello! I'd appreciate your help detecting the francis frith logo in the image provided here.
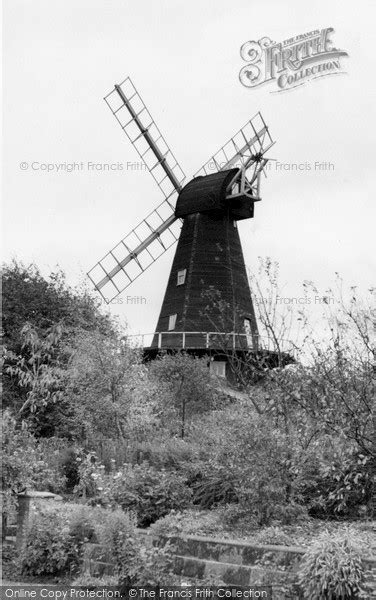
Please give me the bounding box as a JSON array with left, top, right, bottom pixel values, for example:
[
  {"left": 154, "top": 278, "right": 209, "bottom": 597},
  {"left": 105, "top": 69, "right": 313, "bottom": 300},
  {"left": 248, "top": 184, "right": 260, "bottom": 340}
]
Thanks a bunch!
[{"left": 239, "top": 28, "right": 348, "bottom": 92}]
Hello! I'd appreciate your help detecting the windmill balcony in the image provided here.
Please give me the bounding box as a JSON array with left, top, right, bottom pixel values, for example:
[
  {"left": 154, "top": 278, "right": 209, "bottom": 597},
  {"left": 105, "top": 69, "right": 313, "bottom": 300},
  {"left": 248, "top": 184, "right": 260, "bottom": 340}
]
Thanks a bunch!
[{"left": 125, "top": 331, "right": 294, "bottom": 355}]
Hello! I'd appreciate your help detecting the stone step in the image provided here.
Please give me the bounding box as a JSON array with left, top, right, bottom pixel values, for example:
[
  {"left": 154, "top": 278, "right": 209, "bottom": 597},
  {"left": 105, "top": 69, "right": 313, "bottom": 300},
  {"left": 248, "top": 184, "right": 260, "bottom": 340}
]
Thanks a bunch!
[
  {"left": 162, "top": 534, "right": 305, "bottom": 569},
  {"left": 174, "top": 554, "right": 300, "bottom": 596}
]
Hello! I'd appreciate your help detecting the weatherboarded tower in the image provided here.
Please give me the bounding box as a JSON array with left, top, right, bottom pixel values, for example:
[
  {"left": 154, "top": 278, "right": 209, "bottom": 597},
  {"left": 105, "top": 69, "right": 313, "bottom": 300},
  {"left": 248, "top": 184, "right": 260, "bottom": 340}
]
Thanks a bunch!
[{"left": 152, "top": 169, "right": 259, "bottom": 352}]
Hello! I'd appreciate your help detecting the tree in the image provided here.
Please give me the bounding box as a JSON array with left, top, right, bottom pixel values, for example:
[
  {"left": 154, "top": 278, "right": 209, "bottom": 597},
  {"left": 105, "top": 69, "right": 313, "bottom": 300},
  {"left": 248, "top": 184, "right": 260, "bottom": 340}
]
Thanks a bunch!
[
  {"left": 262, "top": 281, "right": 376, "bottom": 515},
  {"left": 2, "top": 260, "right": 114, "bottom": 352},
  {"left": 6, "top": 323, "right": 65, "bottom": 415},
  {"left": 149, "top": 353, "right": 223, "bottom": 439},
  {"left": 2, "top": 260, "right": 117, "bottom": 418},
  {"left": 65, "top": 330, "right": 161, "bottom": 446},
  {"left": 3, "top": 321, "right": 78, "bottom": 437}
]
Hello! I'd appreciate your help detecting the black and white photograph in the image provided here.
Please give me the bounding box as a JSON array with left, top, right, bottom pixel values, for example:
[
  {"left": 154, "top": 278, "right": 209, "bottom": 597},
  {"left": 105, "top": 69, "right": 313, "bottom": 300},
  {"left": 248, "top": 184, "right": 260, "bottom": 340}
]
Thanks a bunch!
[{"left": 2, "top": 1, "right": 376, "bottom": 598}]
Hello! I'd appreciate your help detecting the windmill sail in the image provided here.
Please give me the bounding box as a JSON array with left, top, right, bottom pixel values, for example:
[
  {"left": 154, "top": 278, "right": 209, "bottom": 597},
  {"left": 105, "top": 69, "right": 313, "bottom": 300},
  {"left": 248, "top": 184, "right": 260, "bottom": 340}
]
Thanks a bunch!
[
  {"left": 88, "top": 78, "right": 187, "bottom": 303},
  {"left": 104, "top": 77, "right": 186, "bottom": 198},
  {"left": 88, "top": 195, "right": 182, "bottom": 302},
  {"left": 194, "top": 111, "right": 274, "bottom": 180}
]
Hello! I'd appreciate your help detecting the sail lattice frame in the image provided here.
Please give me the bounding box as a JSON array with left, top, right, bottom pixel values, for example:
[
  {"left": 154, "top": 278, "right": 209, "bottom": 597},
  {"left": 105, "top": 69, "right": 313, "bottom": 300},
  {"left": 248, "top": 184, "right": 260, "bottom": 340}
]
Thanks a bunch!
[
  {"left": 88, "top": 195, "right": 182, "bottom": 302},
  {"left": 104, "top": 77, "right": 186, "bottom": 198},
  {"left": 194, "top": 112, "right": 274, "bottom": 179}
]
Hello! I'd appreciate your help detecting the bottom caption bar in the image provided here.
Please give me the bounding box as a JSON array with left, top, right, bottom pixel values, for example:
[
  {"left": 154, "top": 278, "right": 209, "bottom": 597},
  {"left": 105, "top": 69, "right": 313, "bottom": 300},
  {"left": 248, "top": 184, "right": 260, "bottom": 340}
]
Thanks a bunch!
[{"left": 0, "top": 586, "right": 273, "bottom": 600}]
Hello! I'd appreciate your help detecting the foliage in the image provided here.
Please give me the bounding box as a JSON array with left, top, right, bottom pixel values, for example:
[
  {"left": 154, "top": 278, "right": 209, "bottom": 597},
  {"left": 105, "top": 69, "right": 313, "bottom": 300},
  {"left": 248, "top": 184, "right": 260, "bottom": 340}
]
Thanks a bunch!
[
  {"left": 73, "top": 451, "right": 106, "bottom": 499},
  {"left": 150, "top": 509, "right": 226, "bottom": 538},
  {"left": 65, "top": 330, "right": 160, "bottom": 445},
  {"left": 1, "top": 410, "right": 66, "bottom": 520},
  {"left": 189, "top": 405, "right": 304, "bottom": 525},
  {"left": 68, "top": 505, "right": 98, "bottom": 544},
  {"left": 18, "top": 503, "right": 144, "bottom": 581},
  {"left": 76, "top": 507, "right": 179, "bottom": 587},
  {"left": 2, "top": 410, "right": 36, "bottom": 500},
  {"left": 2, "top": 260, "right": 114, "bottom": 352},
  {"left": 220, "top": 504, "right": 258, "bottom": 530},
  {"left": 71, "top": 574, "right": 119, "bottom": 588},
  {"left": 120, "top": 541, "right": 179, "bottom": 587},
  {"left": 189, "top": 465, "right": 238, "bottom": 509},
  {"left": 106, "top": 462, "right": 192, "bottom": 527},
  {"left": 5, "top": 323, "right": 66, "bottom": 417},
  {"left": 59, "top": 447, "right": 80, "bottom": 491},
  {"left": 95, "top": 508, "right": 139, "bottom": 571},
  {"left": 2, "top": 260, "right": 116, "bottom": 421},
  {"left": 126, "top": 438, "right": 199, "bottom": 471},
  {"left": 3, "top": 256, "right": 375, "bottom": 569},
  {"left": 253, "top": 526, "right": 293, "bottom": 546},
  {"left": 297, "top": 528, "right": 367, "bottom": 599},
  {"left": 19, "top": 503, "right": 83, "bottom": 577},
  {"left": 265, "top": 360, "right": 375, "bottom": 517},
  {"left": 149, "top": 353, "right": 223, "bottom": 439},
  {"left": 303, "top": 445, "right": 374, "bottom": 518}
]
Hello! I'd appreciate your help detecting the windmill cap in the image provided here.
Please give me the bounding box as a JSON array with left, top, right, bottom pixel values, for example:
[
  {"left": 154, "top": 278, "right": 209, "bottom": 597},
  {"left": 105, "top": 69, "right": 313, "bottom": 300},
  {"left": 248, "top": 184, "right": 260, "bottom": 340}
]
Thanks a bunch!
[{"left": 175, "top": 168, "right": 239, "bottom": 218}]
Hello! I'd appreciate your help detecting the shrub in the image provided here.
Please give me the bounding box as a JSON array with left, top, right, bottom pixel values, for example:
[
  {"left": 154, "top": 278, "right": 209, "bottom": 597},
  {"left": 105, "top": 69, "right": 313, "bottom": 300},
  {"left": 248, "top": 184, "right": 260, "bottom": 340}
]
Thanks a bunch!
[
  {"left": 189, "top": 407, "right": 307, "bottom": 525},
  {"left": 17, "top": 500, "right": 178, "bottom": 584},
  {"left": 129, "top": 438, "right": 198, "bottom": 472},
  {"left": 297, "top": 528, "right": 367, "bottom": 599},
  {"left": 18, "top": 502, "right": 119, "bottom": 577},
  {"left": 271, "top": 502, "right": 309, "bottom": 526},
  {"left": 299, "top": 444, "right": 374, "bottom": 519},
  {"left": 150, "top": 509, "right": 225, "bottom": 538},
  {"left": 19, "top": 503, "right": 83, "bottom": 576},
  {"left": 2, "top": 411, "right": 66, "bottom": 526},
  {"left": 73, "top": 451, "right": 106, "bottom": 499},
  {"left": 95, "top": 509, "right": 138, "bottom": 572},
  {"left": 120, "top": 542, "right": 180, "bottom": 587},
  {"left": 190, "top": 466, "right": 238, "bottom": 509},
  {"left": 71, "top": 574, "right": 119, "bottom": 588},
  {"left": 221, "top": 504, "right": 258, "bottom": 530},
  {"left": 68, "top": 505, "right": 98, "bottom": 544},
  {"left": 107, "top": 462, "right": 192, "bottom": 527},
  {"left": 253, "top": 526, "right": 293, "bottom": 547},
  {"left": 93, "top": 508, "right": 179, "bottom": 586},
  {"left": 60, "top": 447, "right": 80, "bottom": 492}
]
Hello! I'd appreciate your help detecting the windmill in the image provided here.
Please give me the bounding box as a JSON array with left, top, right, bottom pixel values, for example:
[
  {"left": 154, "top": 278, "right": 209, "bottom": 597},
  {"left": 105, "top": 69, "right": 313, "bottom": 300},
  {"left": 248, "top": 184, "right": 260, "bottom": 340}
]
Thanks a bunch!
[{"left": 88, "top": 77, "right": 275, "bottom": 377}]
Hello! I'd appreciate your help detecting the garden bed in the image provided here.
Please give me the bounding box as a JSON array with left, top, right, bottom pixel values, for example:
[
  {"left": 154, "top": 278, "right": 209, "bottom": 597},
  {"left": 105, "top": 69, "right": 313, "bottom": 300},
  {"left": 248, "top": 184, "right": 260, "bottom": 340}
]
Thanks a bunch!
[{"left": 150, "top": 507, "right": 376, "bottom": 554}]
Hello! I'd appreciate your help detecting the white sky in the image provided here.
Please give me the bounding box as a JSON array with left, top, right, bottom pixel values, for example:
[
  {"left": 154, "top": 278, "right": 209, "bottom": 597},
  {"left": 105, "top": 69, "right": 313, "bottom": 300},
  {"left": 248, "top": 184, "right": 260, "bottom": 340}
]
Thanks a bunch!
[{"left": 3, "top": 0, "right": 376, "bottom": 337}]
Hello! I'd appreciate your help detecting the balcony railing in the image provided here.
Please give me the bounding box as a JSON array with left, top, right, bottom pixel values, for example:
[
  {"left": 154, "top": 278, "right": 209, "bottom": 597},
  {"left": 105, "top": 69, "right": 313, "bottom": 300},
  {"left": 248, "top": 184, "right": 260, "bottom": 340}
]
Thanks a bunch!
[{"left": 124, "top": 331, "right": 294, "bottom": 355}]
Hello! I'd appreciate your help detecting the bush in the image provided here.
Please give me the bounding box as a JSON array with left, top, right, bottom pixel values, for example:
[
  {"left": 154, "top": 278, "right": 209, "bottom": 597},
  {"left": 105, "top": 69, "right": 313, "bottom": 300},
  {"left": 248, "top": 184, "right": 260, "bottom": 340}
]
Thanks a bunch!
[
  {"left": 71, "top": 574, "right": 119, "bottom": 588},
  {"left": 19, "top": 503, "right": 83, "bottom": 577},
  {"left": 271, "top": 502, "right": 309, "bottom": 526},
  {"left": 107, "top": 462, "right": 192, "bottom": 527},
  {"left": 73, "top": 451, "right": 106, "bottom": 499},
  {"left": 298, "top": 443, "right": 374, "bottom": 519},
  {"left": 60, "top": 447, "right": 80, "bottom": 492},
  {"left": 221, "top": 504, "right": 258, "bottom": 530},
  {"left": 129, "top": 438, "right": 198, "bottom": 472},
  {"left": 95, "top": 509, "right": 138, "bottom": 572},
  {"left": 17, "top": 499, "right": 178, "bottom": 584},
  {"left": 253, "top": 526, "right": 293, "bottom": 546},
  {"left": 68, "top": 505, "right": 98, "bottom": 544},
  {"left": 297, "top": 528, "right": 367, "bottom": 599},
  {"left": 2, "top": 411, "right": 67, "bottom": 525},
  {"left": 120, "top": 542, "right": 179, "bottom": 587},
  {"left": 189, "top": 407, "right": 308, "bottom": 526},
  {"left": 150, "top": 509, "right": 225, "bottom": 538},
  {"left": 18, "top": 502, "right": 118, "bottom": 578},
  {"left": 93, "top": 508, "right": 179, "bottom": 586},
  {"left": 189, "top": 466, "right": 238, "bottom": 509}
]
